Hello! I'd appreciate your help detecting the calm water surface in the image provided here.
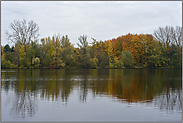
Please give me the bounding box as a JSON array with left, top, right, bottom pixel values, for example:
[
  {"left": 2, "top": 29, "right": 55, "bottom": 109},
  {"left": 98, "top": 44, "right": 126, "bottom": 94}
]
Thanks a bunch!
[{"left": 1, "top": 69, "right": 182, "bottom": 122}]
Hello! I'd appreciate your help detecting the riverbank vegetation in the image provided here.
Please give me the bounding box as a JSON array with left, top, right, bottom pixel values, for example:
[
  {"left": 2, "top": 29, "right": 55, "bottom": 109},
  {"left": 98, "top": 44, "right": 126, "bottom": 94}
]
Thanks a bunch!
[{"left": 1, "top": 20, "right": 182, "bottom": 69}]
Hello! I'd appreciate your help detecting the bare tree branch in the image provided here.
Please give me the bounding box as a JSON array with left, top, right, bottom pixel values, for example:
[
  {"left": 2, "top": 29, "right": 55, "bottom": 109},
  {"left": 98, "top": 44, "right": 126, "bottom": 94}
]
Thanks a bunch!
[
  {"left": 5, "top": 19, "right": 39, "bottom": 46},
  {"left": 153, "top": 26, "right": 182, "bottom": 48}
]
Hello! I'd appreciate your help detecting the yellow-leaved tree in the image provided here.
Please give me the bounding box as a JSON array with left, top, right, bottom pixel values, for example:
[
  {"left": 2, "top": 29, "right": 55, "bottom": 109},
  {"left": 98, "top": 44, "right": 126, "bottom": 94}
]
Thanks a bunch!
[
  {"left": 19, "top": 45, "right": 26, "bottom": 68},
  {"left": 108, "top": 40, "right": 113, "bottom": 68}
]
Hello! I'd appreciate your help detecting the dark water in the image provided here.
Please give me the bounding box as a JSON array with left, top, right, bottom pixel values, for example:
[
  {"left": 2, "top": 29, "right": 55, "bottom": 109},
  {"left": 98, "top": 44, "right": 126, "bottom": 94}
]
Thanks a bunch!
[{"left": 1, "top": 69, "right": 182, "bottom": 122}]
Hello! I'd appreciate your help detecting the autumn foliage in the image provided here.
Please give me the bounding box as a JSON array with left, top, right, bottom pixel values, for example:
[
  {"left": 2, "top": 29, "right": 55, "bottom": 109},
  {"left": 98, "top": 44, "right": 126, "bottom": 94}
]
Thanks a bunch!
[{"left": 1, "top": 32, "right": 182, "bottom": 69}]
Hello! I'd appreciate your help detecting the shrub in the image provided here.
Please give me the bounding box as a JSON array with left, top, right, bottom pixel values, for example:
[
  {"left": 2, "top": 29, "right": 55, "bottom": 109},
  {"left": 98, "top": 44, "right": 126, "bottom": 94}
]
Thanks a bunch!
[{"left": 32, "top": 57, "right": 40, "bottom": 69}]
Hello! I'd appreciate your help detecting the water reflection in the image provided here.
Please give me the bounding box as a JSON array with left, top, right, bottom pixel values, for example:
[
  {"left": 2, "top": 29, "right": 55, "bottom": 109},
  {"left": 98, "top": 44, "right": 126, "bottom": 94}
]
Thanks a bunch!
[
  {"left": 1, "top": 69, "right": 182, "bottom": 118},
  {"left": 3, "top": 70, "right": 38, "bottom": 119},
  {"left": 10, "top": 88, "right": 37, "bottom": 118},
  {"left": 154, "top": 89, "right": 182, "bottom": 113}
]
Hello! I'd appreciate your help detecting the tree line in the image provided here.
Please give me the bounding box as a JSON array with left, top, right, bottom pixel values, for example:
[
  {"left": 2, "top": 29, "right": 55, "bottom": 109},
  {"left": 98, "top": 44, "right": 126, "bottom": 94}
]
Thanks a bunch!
[{"left": 1, "top": 19, "right": 182, "bottom": 69}]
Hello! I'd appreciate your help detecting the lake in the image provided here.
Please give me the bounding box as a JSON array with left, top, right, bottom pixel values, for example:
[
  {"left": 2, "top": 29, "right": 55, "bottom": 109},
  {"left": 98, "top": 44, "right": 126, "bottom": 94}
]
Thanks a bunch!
[{"left": 1, "top": 69, "right": 182, "bottom": 122}]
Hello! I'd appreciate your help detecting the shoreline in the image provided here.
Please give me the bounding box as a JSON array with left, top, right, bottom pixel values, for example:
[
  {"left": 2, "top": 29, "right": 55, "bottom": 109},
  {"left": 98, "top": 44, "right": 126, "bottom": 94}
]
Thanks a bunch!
[{"left": 1, "top": 67, "right": 182, "bottom": 70}]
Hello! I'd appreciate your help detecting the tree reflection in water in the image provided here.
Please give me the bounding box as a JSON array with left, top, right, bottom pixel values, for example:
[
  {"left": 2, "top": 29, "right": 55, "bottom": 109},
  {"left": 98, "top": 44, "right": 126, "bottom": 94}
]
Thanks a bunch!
[
  {"left": 154, "top": 89, "right": 182, "bottom": 113},
  {"left": 1, "top": 69, "right": 182, "bottom": 119},
  {"left": 10, "top": 87, "right": 37, "bottom": 118},
  {"left": 3, "top": 69, "right": 38, "bottom": 119},
  {"left": 79, "top": 70, "right": 90, "bottom": 103}
]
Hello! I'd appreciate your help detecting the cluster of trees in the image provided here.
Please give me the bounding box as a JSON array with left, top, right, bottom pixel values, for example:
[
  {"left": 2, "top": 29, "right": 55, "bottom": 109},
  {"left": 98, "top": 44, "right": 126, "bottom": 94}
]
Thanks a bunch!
[{"left": 1, "top": 19, "right": 182, "bottom": 69}]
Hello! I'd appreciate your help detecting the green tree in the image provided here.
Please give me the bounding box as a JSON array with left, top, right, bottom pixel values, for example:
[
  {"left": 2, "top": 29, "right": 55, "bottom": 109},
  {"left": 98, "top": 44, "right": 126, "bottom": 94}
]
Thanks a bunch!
[
  {"left": 170, "top": 44, "right": 182, "bottom": 68},
  {"left": 77, "top": 35, "right": 91, "bottom": 68},
  {"left": 3, "top": 44, "right": 11, "bottom": 52},
  {"left": 90, "top": 57, "right": 99, "bottom": 69},
  {"left": 13, "top": 43, "right": 21, "bottom": 68},
  {"left": 89, "top": 47, "right": 95, "bottom": 58},
  {"left": 61, "top": 35, "right": 75, "bottom": 67},
  {"left": 121, "top": 50, "right": 134, "bottom": 68},
  {"left": 4, "top": 50, "right": 14, "bottom": 64},
  {"left": 114, "top": 56, "right": 124, "bottom": 68},
  {"left": 40, "top": 38, "right": 51, "bottom": 68},
  {"left": 26, "top": 44, "right": 35, "bottom": 68}
]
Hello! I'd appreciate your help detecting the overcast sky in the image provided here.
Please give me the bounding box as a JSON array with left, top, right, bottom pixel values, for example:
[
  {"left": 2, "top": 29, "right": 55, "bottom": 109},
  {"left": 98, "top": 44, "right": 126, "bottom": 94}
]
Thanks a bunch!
[{"left": 1, "top": 1, "right": 182, "bottom": 47}]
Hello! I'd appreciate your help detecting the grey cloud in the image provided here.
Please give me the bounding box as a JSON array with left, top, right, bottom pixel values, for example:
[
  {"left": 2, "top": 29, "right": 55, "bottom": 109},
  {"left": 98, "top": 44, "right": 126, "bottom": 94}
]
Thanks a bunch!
[{"left": 1, "top": 1, "right": 182, "bottom": 46}]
